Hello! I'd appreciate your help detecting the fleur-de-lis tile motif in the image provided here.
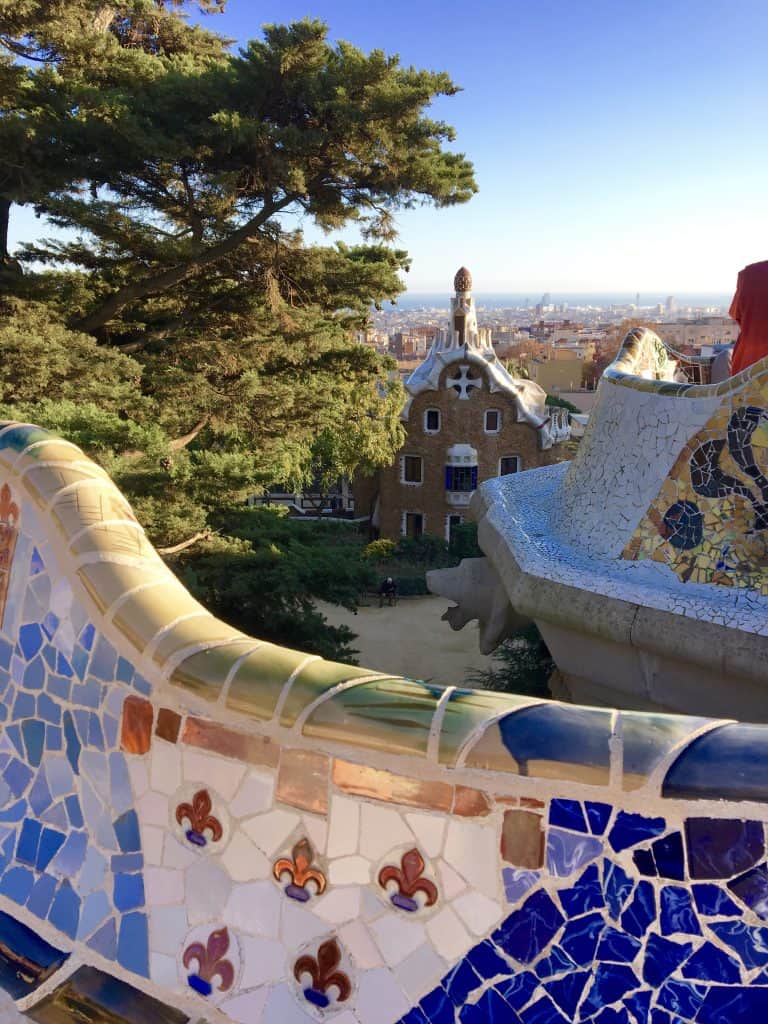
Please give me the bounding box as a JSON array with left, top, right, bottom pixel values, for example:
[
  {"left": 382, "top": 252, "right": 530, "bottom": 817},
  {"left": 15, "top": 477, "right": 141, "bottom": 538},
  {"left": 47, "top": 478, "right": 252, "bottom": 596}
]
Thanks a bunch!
[
  {"left": 0, "top": 483, "right": 19, "bottom": 628},
  {"left": 273, "top": 838, "right": 327, "bottom": 902},
  {"left": 183, "top": 927, "right": 235, "bottom": 997},
  {"left": 378, "top": 848, "right": 438, "bottom": 912},
  {"left": 175, "top": 789, "right": 223, "bottom": 848},
  {"left": 294, "top": 938, "right": 351, "bottom": 1009}
]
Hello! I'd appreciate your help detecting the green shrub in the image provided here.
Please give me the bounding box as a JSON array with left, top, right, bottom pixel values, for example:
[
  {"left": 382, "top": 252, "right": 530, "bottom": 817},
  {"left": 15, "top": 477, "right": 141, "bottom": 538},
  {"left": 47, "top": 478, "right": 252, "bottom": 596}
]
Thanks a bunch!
[
  {"left": 448, "top": 522, "right": 482, "bottom": 560},
  {"left": 363, "top": 538, "right": 396, "bottom": 561},
  {"left": 393, "top": 575, "right": 430, "bottom": 596}
]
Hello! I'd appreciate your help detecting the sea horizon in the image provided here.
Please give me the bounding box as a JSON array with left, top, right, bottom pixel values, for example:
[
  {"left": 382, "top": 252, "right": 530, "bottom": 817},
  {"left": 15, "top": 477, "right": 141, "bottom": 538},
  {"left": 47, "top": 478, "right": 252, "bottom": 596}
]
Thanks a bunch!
[{"left": 388, "top": 291, "right": 731, "bottom": 310}]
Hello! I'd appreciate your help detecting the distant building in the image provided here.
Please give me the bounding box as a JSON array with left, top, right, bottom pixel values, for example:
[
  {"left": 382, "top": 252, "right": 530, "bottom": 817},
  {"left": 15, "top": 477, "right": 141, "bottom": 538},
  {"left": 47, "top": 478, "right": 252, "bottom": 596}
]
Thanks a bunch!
[{"left": 355, "top": 268, "right": 571, "bottom": 541}]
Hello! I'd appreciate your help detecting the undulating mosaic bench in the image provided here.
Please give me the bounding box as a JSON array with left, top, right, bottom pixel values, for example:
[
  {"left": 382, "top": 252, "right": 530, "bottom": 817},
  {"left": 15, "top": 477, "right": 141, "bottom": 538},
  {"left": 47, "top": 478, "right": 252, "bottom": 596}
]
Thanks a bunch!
[{"left": 1, "top": 394, "right": 768, "bottom": 1022}]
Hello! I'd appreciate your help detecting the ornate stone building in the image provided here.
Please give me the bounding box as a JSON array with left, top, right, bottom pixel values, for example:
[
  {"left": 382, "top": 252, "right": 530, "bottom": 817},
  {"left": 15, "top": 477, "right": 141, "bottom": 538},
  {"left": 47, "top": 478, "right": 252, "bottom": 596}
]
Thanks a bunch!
[{"left": 357, "top": 268, "right": 571, "bottom": 540}]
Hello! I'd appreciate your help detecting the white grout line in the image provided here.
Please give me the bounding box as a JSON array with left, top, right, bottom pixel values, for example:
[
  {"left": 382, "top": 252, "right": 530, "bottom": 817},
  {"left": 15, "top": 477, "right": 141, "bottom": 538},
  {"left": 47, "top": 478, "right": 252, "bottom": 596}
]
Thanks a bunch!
[{"left": 427, "top": 685, "right": 456, "bottom": 763}]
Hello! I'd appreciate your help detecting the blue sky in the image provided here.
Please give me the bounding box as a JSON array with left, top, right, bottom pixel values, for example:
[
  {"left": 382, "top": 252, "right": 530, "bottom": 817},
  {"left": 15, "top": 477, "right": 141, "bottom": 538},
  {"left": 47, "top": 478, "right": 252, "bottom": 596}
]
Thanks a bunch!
[{"left": 12, "top": 1, "right": 768, "bottom": 295}]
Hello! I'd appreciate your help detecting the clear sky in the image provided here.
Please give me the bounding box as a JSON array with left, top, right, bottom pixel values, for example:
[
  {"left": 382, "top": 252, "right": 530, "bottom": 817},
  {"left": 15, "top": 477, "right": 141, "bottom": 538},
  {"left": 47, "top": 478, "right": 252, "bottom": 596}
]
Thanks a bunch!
[{"left": 12, "top": 0, "right": 768, "bottom": 295}]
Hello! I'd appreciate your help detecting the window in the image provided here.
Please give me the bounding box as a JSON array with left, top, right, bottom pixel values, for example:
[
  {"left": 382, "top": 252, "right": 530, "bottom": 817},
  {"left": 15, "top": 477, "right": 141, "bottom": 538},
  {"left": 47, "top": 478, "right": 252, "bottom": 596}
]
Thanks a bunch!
[
  {"left": 445, "top": 465, "right": 478, "bottom": 491},
  {"left": 485, "top": 409, "right": 501, "bottom": 433},
  {"left": 424, "top": 408, "right": 441, "bottom": 434},
  {"left": 403, "top": 512, "right": 424, "bottom": 538},
  {"left": 401, "top": 455, "right": 423, "bottom": 485},
  {"left": 499, "top": 456, "right": 522, "bottom": 475},
  {"left": 446, "top": 514, "right": 463, "bottom": 541}
]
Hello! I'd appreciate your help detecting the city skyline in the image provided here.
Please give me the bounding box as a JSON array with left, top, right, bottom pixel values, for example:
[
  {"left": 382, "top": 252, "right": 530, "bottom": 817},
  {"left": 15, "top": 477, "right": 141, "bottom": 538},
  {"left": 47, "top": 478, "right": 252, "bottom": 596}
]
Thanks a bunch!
[{"left": 9, "top": 1, "right": 768, "bottom": 295}]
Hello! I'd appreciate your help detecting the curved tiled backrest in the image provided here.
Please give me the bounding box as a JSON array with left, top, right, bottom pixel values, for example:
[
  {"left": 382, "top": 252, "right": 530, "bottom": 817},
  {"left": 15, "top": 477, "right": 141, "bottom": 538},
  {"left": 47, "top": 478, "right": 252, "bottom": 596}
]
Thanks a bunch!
[{"left": 2, "top": 419, "right": 768, "bottom": 1022}]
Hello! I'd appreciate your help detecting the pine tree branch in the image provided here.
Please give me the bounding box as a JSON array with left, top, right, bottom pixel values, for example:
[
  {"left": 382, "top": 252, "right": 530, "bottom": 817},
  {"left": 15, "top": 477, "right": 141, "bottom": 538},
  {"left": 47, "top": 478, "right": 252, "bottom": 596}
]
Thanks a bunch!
[
  {"left": 75, "top": 196, "right": 291, "bottom": 335},
  {"left": 169, "top": 417, "right": 209, "bottom": 451},
  {"left": 157, "top": 529, "right": 212, "bottom": 555}
]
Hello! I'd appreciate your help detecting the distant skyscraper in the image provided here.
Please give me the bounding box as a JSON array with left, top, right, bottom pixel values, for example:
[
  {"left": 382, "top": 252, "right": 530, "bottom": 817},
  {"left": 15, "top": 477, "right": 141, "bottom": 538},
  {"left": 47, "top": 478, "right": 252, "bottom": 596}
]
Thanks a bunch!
[
  {"left": 666, "top": 295, "right": 678, "bottom": 316},
  {"left": 635, "top": 292, "right": 640, "bottom": 307},
  {"left": 542, "top": 292, "right": 551, "bottom": 306}
]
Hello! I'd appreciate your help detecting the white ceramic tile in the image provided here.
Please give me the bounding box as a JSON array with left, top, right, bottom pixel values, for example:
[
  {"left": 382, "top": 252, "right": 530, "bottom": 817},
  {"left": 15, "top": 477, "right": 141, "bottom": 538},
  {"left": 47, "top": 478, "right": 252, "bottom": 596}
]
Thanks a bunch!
[
  {"left": 313, "top": 887, "right": 361, "bottom": 925},
  {"left": 359, "top": 805, "right": 414, "bottom": 862},
  {"left": 229, "top": 769, "right": 275, "bottom": 819},
  {"left": 280, "top": 900, "right": 329, "bottom": 950},
  {"left": 425, "top": 905, "right": 473, "bottom": 960},
  {"left": 137, "top": 789, "right": 169, "bottom": 828},
  {"left": 443, "top": 819, "right": 499, "bottom": 898},
  {"left": 453, "top": 889, "right": 503, "bottom": 935},
  {"left": 369, "top": 915, "right": 427, "bottom": 967},
  {"left": 162, "top": 833, "right": 198, "bottom": 870},
  {"left": 221, "top": 987, "right": 272, "bottom": 1024},
  {"left": 353, "top": 967, "right": 409, "bottom": 1024},
  {"left": 404, "top": 813, "right": 446, "bottom": 858},
  {"left": 150, "top": 905, "right": 189, "bottom": 955},
  {"left": 185, "top": 859, "right": 233, "bottom": 927},
  {"left": 126, "top": 757, "right": 149, "bottom": 798},
  {"left": 243, "top": 808, "right": 301, "bottom": 857},
  {"left": 183, "top": 748, "right": 246, "bottom": 801},
  {"left": 339, "top": 920, "right": 383, "bottom": 969},
  {"left": 263, "top": 983, "right": 316, "bottom": 1024},
  {"left": 303, "top": 814, "right": 328, "bottom": 855},
  {"left": 142, "top": 824, "right": 165, "bottom": 866},
  {"left": 328, "top": 855, "right": 371, "bottom": 886},
  {"left": 150, "top": 951, "right": 179, "bottom": 989},
  {"left": 223, "top": 881, "right": 281, "bottom": 939},
  {"left": 394, "top": 943, "right": 446, "bottom": 1000},
  {"left": 144, "top": 866, "right": 184, "bottom": 906},
  {"left": 435, "top": 858, "right": 467, "bottom": 900},
  {"left": 150, "top": 740, "right": 182, "bottom": 796},
  {"left": 326, "top": 796, "right": 360, "bottom": 858},
  {"left": 220, "top": 829, "right": 271, "bottom": 882},
  {"left": 238, "top": 935, "right": 288, "bottom": 988}
]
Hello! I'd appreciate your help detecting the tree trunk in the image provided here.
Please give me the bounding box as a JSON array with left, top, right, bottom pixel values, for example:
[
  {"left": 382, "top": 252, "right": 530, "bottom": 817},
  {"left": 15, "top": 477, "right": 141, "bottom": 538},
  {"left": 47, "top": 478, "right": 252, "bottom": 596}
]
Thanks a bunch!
[{"left": 0, "top": 198, "right": 10, "bottom": 262}]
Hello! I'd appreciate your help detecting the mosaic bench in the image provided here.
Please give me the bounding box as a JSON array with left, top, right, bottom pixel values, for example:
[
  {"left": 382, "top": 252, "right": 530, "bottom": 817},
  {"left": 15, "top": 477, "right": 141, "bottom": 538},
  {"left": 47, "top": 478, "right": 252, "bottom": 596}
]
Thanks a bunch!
[{"left": 1, "top": 419, "right": 768, "bottom": 1022}]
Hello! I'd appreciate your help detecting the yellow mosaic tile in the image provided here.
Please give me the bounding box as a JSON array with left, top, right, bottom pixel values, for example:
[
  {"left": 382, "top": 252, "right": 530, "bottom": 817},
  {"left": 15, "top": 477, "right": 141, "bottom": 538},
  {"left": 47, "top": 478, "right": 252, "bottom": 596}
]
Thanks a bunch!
[
  {"left": 23, "top": 464, "right": 114, "bottom": 511},
  {"left": 69, "top": 521, "right": 153, "bottom": 560},
  {"left": 150, "top": 615, "right": 242, "bottom": 667},
  {"left": 279, "top": 660, "right": 384, "bottom": 728},
  {"left": 77, "top": 563, "right": 171, "bottom": 615},
  {"left": 171, "top": 639, "right": 257, "bottom": 701},
  {"left": 225, "top": 644, "right": 314, "bottom": 721},
  {"left": 111, "top": 583, "right": 205, "bottom": 652}
]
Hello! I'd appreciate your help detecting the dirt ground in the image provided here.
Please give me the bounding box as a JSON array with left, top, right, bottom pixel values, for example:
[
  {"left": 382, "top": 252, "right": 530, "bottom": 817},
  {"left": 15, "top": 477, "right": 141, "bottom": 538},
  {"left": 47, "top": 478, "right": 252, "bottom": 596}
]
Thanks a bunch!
[{"left": 314, "top": 594, "right": 501, "bottom": 687}]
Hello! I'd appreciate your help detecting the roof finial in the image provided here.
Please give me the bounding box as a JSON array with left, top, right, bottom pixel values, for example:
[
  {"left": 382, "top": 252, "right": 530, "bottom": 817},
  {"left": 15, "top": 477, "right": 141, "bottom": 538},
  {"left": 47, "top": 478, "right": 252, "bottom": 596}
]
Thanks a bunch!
[{"left": 454, "top": 267, "right": 472, "bottom": 293}]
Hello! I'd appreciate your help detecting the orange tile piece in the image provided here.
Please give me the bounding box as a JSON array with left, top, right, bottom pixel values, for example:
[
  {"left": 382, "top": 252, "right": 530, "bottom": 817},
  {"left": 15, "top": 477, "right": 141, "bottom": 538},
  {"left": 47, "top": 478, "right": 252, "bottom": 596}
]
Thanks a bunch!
[
  {"left": 155, "top": 707, "right": 182, "bottom": 744},
  {"left": 332, "top": 759, "right": 452, "bottom": 812},
  {"left": 452, "top": 785, "right": 491, "bottom": 817},
  {"left": 182, "top": 716, "right": 279, "bottom": 768},
  {"left": 500, "top": 809, "right": 544, "bottom": 868},
  {"left": 277, "top": 749, "right": 329, "bottom": 814},
  {"left": 120, "top": 695, "right": 154, "bottom": 754},
  {"left": 520, "top": 797, "right": 545, "bottom": 809}
]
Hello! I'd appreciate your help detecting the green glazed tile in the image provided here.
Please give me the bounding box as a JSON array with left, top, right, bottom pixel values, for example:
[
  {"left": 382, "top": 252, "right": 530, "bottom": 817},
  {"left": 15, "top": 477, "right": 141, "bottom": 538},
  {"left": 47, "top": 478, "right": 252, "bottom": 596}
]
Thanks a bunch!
[
  {"left": 171, "top": 639, "right": 258, "bottom": 701},
  {"left": 279, "top": 660, "right": 383, "bottom": 728},
  {"left": 225, "top": 644, "right": 315, "bottom": 721},
  {"left": 438, "top": 688, "right": 540, "bottom": 766},
  {"left": 620, "top": 711, "right": 712, "bottom": 791}
]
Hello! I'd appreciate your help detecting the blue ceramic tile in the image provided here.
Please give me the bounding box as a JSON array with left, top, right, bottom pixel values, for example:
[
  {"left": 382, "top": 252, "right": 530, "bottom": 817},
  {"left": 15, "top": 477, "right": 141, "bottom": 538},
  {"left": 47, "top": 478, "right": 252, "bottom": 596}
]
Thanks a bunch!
[
  {"left": 48, "top": 880, "right": 80, "bottom": 938},
  {"left": 47, "top": 675, "right": 70, "bottom": 700},
  {"left": 460, "top": 988, "right": 520, "bottom": 1024},
  {"left": 621, "top": 881, "right": 656, "bottom": 938},
  {"left": 0, "top": 866, "right": 34, "bottom": 905},
  {"left": 78, "top": 890, "right": 111, "bottom": 941},
  {"left": 36, "top": 828, "right": 65, "bottom": 872},
  {"left": 72, "top": 646, "right": 88, "bottom": 680},
  {"left": 585, "top": 802, "right": 612, "bottom": 835},
  {"left": 80, "top": 624, "right": 95, "bottom": 651},
  {"left": 0, "top": 639, "right": 12, "bottom": 670},
  {"left": 560, "top": 911, "right": 605, "bottom": 966},
  {"left": 503, "top": 868, "right": 540, "bottom": 903},
  {"left": 663, "top": 724, "right": 768, "bottom": 803},
  {"left": 608, "top": 811, "right": 666, "bottom": 852},
  {"left": 41, "top": 613, "right": 59, "bottom": 640},
  {"left": 5, "top": 724, "right": 23, "bottom": 757},
  {"left": 42, "top": 645, "right": 56, "bottom": 670},
  {"left": 497, "top": 971, "right": 538, "bottom": 1010},
  {"left": 41, "top": 802, "right": 68, "bottom": 830},
  {"left": 22, "top": 657, "right": 45, "bottom": 690},
  {"left": 543, "top": 970, "right": 589, "bottom": 1017},
  {"left": 22, "top": 719, "right": 45, "bottom": 767},
  {"left": 547, "top": 829, "right": 603, "bottom": 878},
  {"left": 103, "top": 713, "right": 118, "bottom": 748},
  {"left": 112, "top": 853, "right": 143, "bottom": 872},
  {"left": 116, "top": 657, "right": 134, "bottom": 684},
  {"left": 12, "top": 692, "right": 35, "bottom": 721},
  {"left": 18, "top": 624, "right": 43, "bottom": 661},
  {"left": 441, "top": 960, "right": 481, "bottom": 1006},
  {"left": 114, "top": 810, "right": 141, "bottom": 853},
  {"left": 36, "top": 693, "right": 60, "bottom": 726},
  {"left": 623, "top": 989, "right": 651, "bottom": 1023},
  {"left": 558, "top": 864, "right": 604, "bottom": 916},
  {"left": 399, "top": 1011, "right": 429, "bottom": 1024},
  {"left": 580, "top": 964, "right": 639, "bottom": 1017},
  {"left": 549, "top": 799, "right": 587, "bottom": 832},
  {"left": 603, "top": 860, "right": 633, "bottom": 920},
  {"left": 492, "top": 890, "right": 564, "bottom": 963},
  {"left": 642, "top": 933, "right": 693, "bottom": 986},
  {"left": 62, "top": 711, "right": 81, "bottom": 774},
  {"left": 466, "top": 940, "right": 508, "bottom": 980},
  {"left": 117, "top": 912, "right": 149, "bottom": 976},
  {"left": 651, "top": 832, "right": 685, "bottom": 880},
  {"left": 632, "top": 848, "right": 656, "bottom": 876},
  {"left": 28, "top": 774, "right": 52, "bottom": 816},
  {"left": 697, "top": 985, "right": 768, "bottom": 1024},
  {"left": 682, "top": 941, "right": 742, "bottom": 983},
  {"left": 65, "top": 795, "right": 83, "bottom": 829},
  {"left": 420, "top": 985, "right": 453, "bottom": 1023},
  {"left": 72, "top": 680, "right": 101, "bottom": 709},
  {"left": 692, "top": 883, "right": 740, "bottom": 916},
  {"left": 86, "top": 917, "right": 117, "bottom": 960},
  {"left": 660, "top": 885, "right": 701, "bottom": 935},
  {"left": 51, "top": 831, "right": 87, "bottom": 876},
  {"left": 596, "top": 926, "right": 642, "bottom": 963},
  {"left": 535, "top": 947, "right": 575, "bottom": 979},
  {"left": 55, "top": 652, "right": 73, "bottom": 679},
  {"left": 89, "top": 637, "right": 116, "bottom": 681},
  {"left": 16, "top": 818, "right": 41, "bottom": 866},
  {"left": 519, "top": 994, "right": 568, "bottom": 1024},
  {"left": 729, "top": 864, "right": 768, "bottom": 917},
  {"left": 89, "top": 713, "right": 105, "bottom": 750},
  {"left": 27, "top": 873, "right": 57, "bottom": 919},
  {"left": 0, "top": 799, "right": 28, "bottom": 824},
  {"left": 114, "top": 873, "right": 145, "bottom": 912},
  {"left": 498, "top": 705, "right": 612, "bottom": 780},
  {"left": 592, "top": 1009, "right": 630, "bottom": 1024},
  {"left": 133, "top": 674, "right": 151, "bottom": 696},
  {"left": 685, "top": 817, "right": 764, "bottom": 879},
  {"left": 657, "top": 978, "right": 707, "bottom": 1018}
]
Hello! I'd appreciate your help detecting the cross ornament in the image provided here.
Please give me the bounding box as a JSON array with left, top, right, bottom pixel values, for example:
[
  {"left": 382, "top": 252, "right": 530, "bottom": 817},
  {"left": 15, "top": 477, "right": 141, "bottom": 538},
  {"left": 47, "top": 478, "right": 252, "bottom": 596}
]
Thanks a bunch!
[{"left": 446, "top": 364, "right": 482, "bottom": 400}]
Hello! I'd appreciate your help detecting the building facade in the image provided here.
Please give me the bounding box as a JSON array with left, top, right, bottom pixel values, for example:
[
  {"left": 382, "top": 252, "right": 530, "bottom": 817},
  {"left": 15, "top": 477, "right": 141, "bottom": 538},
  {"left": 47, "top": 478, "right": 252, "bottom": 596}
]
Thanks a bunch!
[{"left": 356, "top": 268, "right": 571, "bottom": 540}]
